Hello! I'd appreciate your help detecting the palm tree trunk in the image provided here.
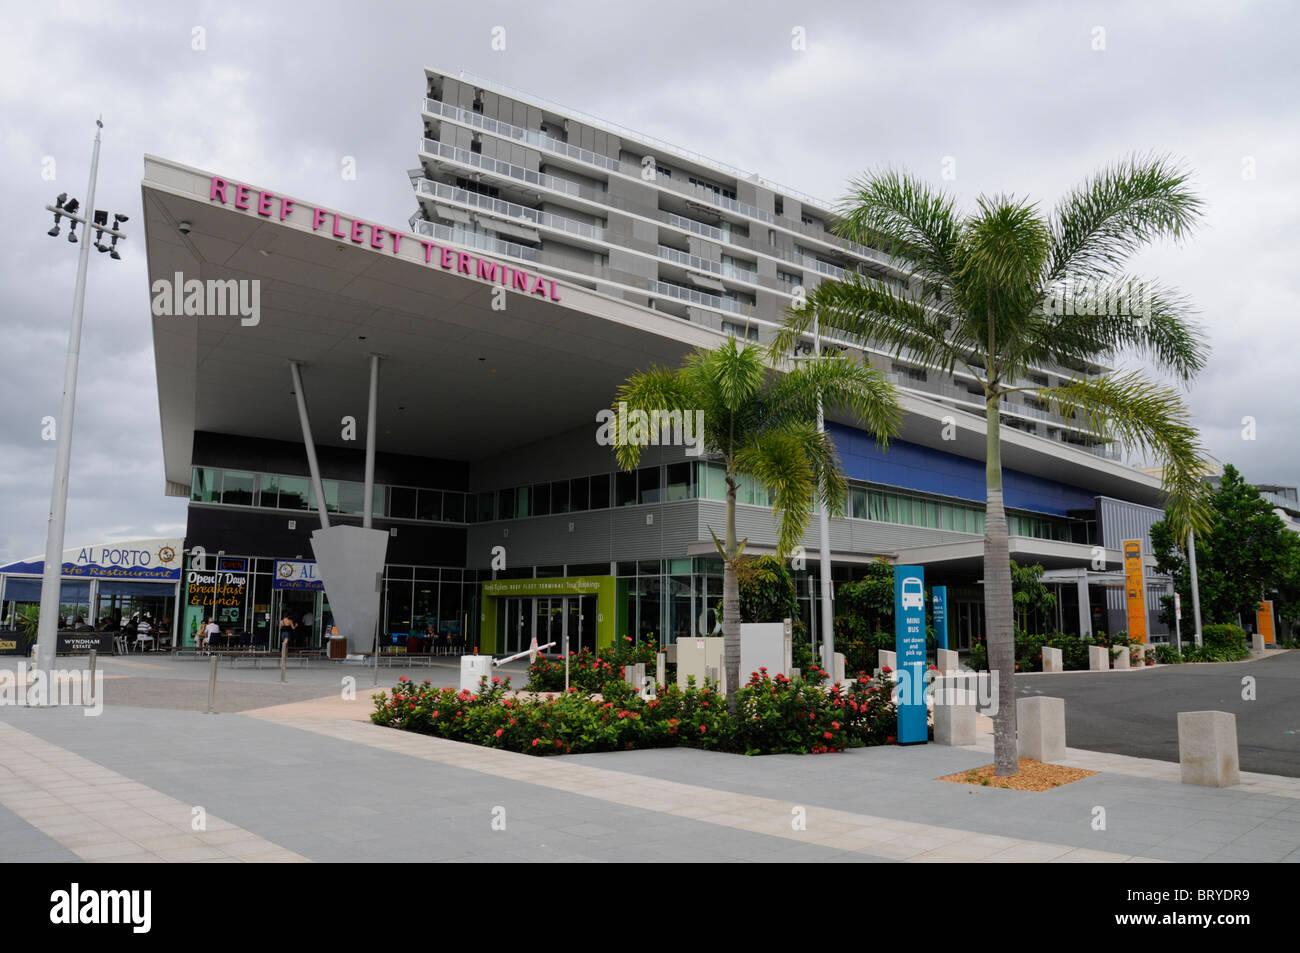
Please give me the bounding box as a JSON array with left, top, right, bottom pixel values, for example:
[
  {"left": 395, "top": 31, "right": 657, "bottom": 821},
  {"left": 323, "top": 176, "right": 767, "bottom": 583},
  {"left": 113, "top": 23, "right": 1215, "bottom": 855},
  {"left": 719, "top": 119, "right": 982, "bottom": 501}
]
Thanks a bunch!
[
  {"left": 723, "top": 472, "right": 740, "bottom": 713},
  {"left": 984, "top": 397, "right": 1018, "bottom": 776}
]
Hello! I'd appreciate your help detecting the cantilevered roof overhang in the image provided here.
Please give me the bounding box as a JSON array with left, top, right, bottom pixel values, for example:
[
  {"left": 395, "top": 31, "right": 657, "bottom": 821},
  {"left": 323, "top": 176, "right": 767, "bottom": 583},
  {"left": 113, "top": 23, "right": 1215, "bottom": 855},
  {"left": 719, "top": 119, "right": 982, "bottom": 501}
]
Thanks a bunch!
[{"left": 141, "top": 155, "right": 1169, "bottom": 509}]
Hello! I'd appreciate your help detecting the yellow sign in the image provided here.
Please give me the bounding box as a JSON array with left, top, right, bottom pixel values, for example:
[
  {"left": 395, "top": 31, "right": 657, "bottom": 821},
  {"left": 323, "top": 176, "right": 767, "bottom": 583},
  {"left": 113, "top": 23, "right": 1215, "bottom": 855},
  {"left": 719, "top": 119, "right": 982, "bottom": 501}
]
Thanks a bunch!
[
  {"left": 1122, "top": 538, "right": 1147, "bottom": 643},
  {"left": 1257, "top": 601, "right": 1276, "bottom": 646}
]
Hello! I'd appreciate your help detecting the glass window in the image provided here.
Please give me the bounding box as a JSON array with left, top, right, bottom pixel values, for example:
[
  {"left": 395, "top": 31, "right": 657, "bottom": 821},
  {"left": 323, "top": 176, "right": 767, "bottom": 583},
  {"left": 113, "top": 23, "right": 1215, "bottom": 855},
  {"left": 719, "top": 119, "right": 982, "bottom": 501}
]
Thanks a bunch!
[
  {"left": 925, "top": 501, "right": 939, "bottom": 528},
  {"left": 590, "top": 473, "right": 610, "bottom": 509},
  {"left": 973, "top": 510, "right": 985, "bottom": 534},
  {"left": 310, "top": 480, "right": 340, "bottom": 513},
  {"left": 896, "top": 496, "right": 913, "bottom": 525},
  {"left": 941, "top": 504, "right": 955, "bottom": 531},
  {"left": 270, "top": 475, "right": 309, "bottom": 511},
  {"left": 616, "top": 470, "right": 637, "bottom": 506},
  {"left": 569, "top": 476, "right": 589, "bottom": 511},
  {"left": 191, "top": 467, "right": 220, "bottom": 503},
  {"left": 372, "top": 485, "right": 386, "bottom": 518},
  {"left": 533, "top": 483, "right": 551, "bottom": 516},
  {"left": 337, "top": 481, "right": 366, "bottom": 516},
  {"left": 515, "top": 486, "right": 530, "bottom": 518},
  {"left": 734, "top": 473, "right": 755, "bottom": 506},
  {"left": 666, "top": 462, "right": 691, "bottom": 501},
  {"left": 443, "top": 492, "right": 466, "bottom": 523},
  {"left": 869, "top": 491, "right": 885, "bottom": 521},
  {"left": 416, "top": 488, "right": 440, "bottom": 521},
  {"left": 883, "top": 493, "right": 898, "bottom": 523},
  {"left": 221, "top": 470, "right": 254, "bottom": 506},
  {"left": 639, "top": 466, "right": 662, "bottom": 504},
  {"left": 389, "top": 486, "right": 417, "bottom": 520},
  {"left": 851, "top": 487, "right": 868, "bottom": 520},
  {"left": 551, "top": 481, "right": 570, "bottom": 513},
  {"left": 497, "top": 488, "right": 516, "bottom": 520},
  {"left": 706, "top": 463, "right": 727, "bottom": 502}
]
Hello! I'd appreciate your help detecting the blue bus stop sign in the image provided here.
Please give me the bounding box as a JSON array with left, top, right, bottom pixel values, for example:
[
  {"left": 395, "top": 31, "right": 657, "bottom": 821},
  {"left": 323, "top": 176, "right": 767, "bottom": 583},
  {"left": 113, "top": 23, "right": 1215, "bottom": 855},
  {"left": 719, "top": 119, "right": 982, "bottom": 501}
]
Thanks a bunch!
[
  {"left": 893, "top": 564, "right": 927, "bottom": 745},
  {"left": 933, "top": 586, "right": 948, "bottom": 651}
]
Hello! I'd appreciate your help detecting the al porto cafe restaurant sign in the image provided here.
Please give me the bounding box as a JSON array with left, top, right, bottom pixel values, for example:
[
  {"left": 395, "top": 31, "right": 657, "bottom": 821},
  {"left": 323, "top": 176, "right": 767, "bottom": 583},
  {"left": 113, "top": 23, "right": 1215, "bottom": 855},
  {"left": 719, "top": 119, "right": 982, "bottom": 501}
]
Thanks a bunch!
[{"left": 207, "top": 176, "right": 562, "bottom": 302}]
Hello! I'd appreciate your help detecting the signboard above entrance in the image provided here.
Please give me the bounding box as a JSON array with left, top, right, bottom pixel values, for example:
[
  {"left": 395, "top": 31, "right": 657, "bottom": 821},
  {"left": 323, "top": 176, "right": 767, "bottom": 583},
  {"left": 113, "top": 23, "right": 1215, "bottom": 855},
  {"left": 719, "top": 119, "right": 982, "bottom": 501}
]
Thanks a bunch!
[{"left": 273, "top": 560, "right": 324, "bottom": 591}]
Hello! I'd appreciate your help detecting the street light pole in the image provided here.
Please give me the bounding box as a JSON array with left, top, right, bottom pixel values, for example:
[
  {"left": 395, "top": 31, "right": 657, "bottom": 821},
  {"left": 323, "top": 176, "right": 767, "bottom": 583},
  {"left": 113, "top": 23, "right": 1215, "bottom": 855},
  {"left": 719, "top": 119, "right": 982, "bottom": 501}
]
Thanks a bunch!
[{"left": 32, "top": 121, "right": 105, "bottom": 700}]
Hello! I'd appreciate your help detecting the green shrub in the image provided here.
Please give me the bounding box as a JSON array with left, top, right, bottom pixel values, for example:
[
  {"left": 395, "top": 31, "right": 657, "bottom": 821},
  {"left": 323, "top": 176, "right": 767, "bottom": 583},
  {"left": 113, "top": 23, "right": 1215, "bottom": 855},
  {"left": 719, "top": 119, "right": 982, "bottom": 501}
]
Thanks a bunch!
[
  {"left": 373, "top": 668, "right": 897, "bottom": 757},
  {"left": 1202, "top": 624, "right": 1249, "bottom": 657},
  {"left": 1154, "top": 643, "right": 1183, "bottom": 664}
]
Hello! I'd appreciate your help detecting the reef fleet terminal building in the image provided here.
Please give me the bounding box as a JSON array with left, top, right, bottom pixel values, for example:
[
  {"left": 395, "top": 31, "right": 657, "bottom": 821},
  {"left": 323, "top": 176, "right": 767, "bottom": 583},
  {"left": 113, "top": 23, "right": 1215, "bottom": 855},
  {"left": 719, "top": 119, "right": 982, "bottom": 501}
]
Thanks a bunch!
[{"left": 139, "top": 68, "right": 1174, "bottom": 656}]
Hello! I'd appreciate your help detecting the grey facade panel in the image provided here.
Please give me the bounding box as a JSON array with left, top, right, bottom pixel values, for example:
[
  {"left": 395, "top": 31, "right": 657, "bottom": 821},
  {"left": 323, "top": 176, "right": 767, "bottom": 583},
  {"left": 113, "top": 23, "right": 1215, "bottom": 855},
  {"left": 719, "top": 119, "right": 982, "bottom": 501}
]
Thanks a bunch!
[{"left": 1097, "top": 496, "right": 1164, "bottom": 551}]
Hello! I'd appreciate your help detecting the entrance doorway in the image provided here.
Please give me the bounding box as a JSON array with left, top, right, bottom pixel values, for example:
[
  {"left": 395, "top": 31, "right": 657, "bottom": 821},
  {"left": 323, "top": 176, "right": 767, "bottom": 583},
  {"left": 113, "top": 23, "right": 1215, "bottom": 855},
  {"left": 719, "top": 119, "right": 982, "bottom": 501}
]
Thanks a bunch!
[
  {"left": 274, "top": 589, "right": 321, "bottom": 649},
  {"left": 496, "top": 594, "right": 597, "bottom": 657}
]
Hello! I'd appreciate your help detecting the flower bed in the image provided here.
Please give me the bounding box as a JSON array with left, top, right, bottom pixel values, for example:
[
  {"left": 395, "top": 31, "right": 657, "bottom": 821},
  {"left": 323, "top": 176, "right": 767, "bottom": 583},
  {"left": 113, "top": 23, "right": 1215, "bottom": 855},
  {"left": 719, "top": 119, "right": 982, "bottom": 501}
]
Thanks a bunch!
[{"left": 371, "top": 669, "right": 897, "bottom": 757}]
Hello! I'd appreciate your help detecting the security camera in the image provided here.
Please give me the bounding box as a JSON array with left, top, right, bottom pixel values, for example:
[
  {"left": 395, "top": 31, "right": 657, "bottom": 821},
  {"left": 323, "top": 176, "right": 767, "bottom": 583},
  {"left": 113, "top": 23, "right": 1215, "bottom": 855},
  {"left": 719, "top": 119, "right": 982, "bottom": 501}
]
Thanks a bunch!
[{"left": 178, "top": 220, "right": 192, "bottom": 235}]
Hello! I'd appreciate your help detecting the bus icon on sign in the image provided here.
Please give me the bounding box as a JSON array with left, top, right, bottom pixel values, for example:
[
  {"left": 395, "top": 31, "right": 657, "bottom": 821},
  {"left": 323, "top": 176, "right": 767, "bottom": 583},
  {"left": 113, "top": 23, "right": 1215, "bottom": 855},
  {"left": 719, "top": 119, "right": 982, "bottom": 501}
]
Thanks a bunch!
[{"left": 901, "top": 577, "right": 924, "bottom": 611}]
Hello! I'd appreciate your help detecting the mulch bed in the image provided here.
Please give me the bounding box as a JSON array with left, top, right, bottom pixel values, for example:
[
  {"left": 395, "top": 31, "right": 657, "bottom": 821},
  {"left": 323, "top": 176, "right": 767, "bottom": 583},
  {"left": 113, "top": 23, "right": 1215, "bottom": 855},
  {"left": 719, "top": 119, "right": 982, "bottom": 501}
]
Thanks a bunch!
[{"left": 938, "top": 758, "right": 1097, "bottom": 791}]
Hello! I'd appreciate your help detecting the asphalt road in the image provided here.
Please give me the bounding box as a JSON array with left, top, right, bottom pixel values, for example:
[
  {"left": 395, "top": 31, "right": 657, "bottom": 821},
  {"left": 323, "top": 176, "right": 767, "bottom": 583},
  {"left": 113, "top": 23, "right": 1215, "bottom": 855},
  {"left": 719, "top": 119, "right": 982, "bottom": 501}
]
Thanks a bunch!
[{"left": 1016, "top": 650, "right": 1300, "bottom": 777}]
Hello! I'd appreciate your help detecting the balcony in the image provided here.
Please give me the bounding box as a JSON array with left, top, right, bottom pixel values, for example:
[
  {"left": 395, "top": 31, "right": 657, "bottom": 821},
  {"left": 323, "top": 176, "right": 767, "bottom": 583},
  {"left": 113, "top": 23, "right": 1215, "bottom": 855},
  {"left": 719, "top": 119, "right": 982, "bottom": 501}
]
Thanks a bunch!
[
  {"left": 664, "top": 211, "right": 726, "bottom": 242},
  {"left": 657, "top": 245, "right": 757, "bottom": 284},
  {"left": 410, "top": 217, "right": 539, "bottom": 262},
  {"left": 654, "top": 173, "right": 774, "bottom": 224},
  {"left": 419, "top": 137, "right": 605, "bottom": 201},
  {"left": 651, "top": 280, "right": 742, "bottom": 314},
  {"left": 423, "top": 97, "right": 620, "bottom": 172},
  {"left": 414, "top": 177, "right": 605, "bottom": 243}
]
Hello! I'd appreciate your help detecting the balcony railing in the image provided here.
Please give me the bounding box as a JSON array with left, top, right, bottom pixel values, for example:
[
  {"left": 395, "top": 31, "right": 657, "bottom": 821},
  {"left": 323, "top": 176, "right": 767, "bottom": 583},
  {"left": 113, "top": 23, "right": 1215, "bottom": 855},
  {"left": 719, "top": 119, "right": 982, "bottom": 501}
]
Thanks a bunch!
[
  {"left": 651, "top": 280, "right": 742, "bottom": 314},
  {"left": 419, "top": 137, "right": 604, "bottom": 200},
  {"left": 411, "top": 217, "right": 539, "bottom": 262},
  {"left": 664, "top": 211, "right": 726, "bottom": 242},
  {"left": 656, "top": 245, "right": 757, "bottom": 284},
  {"left": 654, "top": 172, "right": 774, "bottom": 224},
  {"left": 424, "top": 97, "right": 620, "bottom": 172},
  {"left": 414, "top": 177, "right": 605, "bottom": 242}
]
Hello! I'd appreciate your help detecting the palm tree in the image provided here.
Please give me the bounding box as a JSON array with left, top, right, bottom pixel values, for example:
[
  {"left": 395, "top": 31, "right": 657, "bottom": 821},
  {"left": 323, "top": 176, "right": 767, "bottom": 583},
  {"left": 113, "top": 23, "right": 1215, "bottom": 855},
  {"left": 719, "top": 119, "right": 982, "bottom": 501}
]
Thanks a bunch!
[
  {"left": 611, "top": 334, "right": 901, "bottom": 709},
  {"left": 772, "top": 156, "right": 1213, "bottom": 775}
]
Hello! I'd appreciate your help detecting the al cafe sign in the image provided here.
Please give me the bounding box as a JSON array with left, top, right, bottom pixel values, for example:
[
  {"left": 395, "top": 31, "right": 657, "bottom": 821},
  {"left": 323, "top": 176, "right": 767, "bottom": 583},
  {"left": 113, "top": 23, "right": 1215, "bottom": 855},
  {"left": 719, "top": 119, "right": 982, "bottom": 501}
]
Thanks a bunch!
[{"left": 205, "top": 175, "right": 563, "bottom": 303}]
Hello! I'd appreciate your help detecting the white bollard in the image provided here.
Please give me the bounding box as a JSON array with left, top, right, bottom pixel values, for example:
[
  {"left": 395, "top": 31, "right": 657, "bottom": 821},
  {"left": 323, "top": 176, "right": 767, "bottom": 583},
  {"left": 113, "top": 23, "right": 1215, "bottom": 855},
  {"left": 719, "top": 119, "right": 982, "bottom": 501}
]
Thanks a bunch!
[
  {"left": 656, "top": 652, "right": 666, "bottom": 689},
  {"left": 1088, "top": 645, "right": 1109, "bottom": 671},
  {"left": 877, "top": 649, "right": 896, "bottom": 677},
  {"left": 1178, "top": 711, "right": 1240, "bottom": 787},
  {"left": 1114, "top": 647, "right": 1130, "bottom": 670},
  {"left": 1017, "top": 696, "right": 1066, "bottom": 762},
  {"left": 832, "top": 652, "right": 846, "bottom": 684},
  {"left": 936, "top": 648, "right": 959, "bottom": 673},
  {"left": 1251, "top": 634, "right": 1265, "bottom": 654},
  {"left": 933, "top": 688, "right": 976, "bottom": 746},
  {"left": 1041, "top": 646, "right": 1063, "bottom": 673}
]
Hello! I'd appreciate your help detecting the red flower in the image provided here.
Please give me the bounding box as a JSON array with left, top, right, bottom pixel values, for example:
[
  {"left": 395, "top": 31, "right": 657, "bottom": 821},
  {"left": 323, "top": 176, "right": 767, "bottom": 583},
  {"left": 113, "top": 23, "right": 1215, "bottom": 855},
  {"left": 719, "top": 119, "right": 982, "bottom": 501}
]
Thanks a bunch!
[
  {"left": 882, "top": 666, "right": 892, "bottom": 674},
  {"left": 495, "top": 728, "right": 504, "bottom": 738},
  {"left": 887, "top": 735, "right": 896, "bottom": 743},
  {"left": 824, "top": 731, "right": 833, "bottom": 739},
  {"left": 832, "top": 721, "right": 840, "bottom": 730},
  {"left": 531, "top": 738, "right": 540, "bottom": 747},
  {"left": 699, "top": 725, "right": 707, "bottom": 734},
  {"left": 398, "top": 676, "right": 408, "bottom": 682}
]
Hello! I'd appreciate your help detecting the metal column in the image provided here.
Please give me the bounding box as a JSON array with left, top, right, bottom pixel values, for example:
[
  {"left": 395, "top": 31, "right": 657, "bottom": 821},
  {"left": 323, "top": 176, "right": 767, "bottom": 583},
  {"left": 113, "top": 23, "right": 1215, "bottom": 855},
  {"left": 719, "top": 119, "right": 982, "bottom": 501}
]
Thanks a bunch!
[{"left": 288, "top": 361, "right": 330, "bottom": 529}]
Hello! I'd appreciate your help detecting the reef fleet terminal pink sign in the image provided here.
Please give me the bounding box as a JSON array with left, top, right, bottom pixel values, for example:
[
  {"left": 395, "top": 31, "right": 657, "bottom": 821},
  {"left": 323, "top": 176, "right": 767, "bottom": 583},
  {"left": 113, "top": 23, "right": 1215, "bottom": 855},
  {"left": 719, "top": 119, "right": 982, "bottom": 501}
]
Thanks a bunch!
[{"left": 207, "top": 175, "right": 561, "bottom": 302}]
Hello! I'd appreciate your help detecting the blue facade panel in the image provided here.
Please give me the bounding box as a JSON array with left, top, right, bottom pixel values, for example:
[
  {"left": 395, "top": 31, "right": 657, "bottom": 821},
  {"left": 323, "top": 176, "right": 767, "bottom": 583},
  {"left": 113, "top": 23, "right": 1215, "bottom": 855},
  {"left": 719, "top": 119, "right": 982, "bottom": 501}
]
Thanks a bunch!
[{"left": 829, "top": 423, "right": 1096, "bottom": 516}]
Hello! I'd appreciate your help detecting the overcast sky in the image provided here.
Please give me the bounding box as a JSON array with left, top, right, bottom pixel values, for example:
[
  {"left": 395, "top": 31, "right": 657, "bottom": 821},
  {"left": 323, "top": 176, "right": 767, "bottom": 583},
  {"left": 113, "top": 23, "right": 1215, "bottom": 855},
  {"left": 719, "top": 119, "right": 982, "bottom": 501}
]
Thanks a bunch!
[{"left": 1, "top": 0, "right": 1296, "bottom": 562}]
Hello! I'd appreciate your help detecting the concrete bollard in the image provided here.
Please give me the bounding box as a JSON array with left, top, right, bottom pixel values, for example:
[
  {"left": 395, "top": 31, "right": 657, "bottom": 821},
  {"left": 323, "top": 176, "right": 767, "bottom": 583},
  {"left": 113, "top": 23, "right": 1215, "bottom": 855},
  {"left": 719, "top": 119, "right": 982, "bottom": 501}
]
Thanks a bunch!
[
  {"left": 1178, "top": 711, "right": 1240, "bottom": 787},
  {"left": 790, "top": 667, "right": 801, "bottom": 680},
  {"left": 936, "top": 648, "right": 959, "bottom": 673},
  {"left": 1114, "top": 647, "right": 1130, "bottom": 670},
  {"left": 1017, "top": 696, "right": 1066, "bottom": 762},
  {"left": 933, "top": 688, "right": 976, "bottom": 746},
  {"left": 656, "top": 652, "right": 666, "bottom": 689},
  {"left": 206, "top": 653, "right": 218, "bottom": 714},
  {"left": 877, "top": 649, "right": 897, "bottom": 677},
  {"left": 832, "top": 652, "right": 846, "bottom": 684},
  {"left": 1088, "top": 645, "right": 1109, "bottom": 671},
  {"left": 1251, "top": 634, "right": 1265, "bottom": 654},
  {"left": 1132, "top": 644, "right": 1148, "bottom": 667},
  {"left": 1041, "top": 646, "right": 1063, "bottom": 673}
]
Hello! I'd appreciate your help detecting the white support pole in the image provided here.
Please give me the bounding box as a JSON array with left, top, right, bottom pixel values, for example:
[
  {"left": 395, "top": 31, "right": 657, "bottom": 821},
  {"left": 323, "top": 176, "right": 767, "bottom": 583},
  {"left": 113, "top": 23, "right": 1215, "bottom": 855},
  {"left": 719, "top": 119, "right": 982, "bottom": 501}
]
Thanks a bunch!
[
  {"left": 1188, "top": 528, "right": 1203, "bottom": 648},
  {"left": 288, "top": 361, "right": 330, "bottom": 529},
  {"left": 34, "top": 121, "right": 104, "bottom": 699},
  {"left": 362, "top": 354, "right": 380, "bottom": 529},
  {"left": 814, "top": 313, "right": 834, "bottom": 676}
]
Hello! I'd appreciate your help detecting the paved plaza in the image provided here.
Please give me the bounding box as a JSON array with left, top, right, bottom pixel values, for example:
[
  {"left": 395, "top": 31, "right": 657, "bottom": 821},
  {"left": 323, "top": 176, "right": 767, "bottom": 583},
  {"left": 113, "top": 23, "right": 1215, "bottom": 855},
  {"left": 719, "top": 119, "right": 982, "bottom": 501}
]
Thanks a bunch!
[{"left": 2, "top": 654, "right": 1300, "bottom": 863}]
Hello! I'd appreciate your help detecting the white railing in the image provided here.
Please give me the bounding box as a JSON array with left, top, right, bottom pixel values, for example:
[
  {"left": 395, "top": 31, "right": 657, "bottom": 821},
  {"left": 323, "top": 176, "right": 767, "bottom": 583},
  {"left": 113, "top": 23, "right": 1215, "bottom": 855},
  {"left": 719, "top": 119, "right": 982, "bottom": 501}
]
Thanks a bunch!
[
  {"left": 651, "top": 280, "right": 742, "bottom": 314},
  {"left": 656, "top": 245, "right": 757, "bottom": 284},
  {"left": 665, "top": 211, "right": 726, "bottom": 242},
  {"left": 419, "top": 137, "right": 604, "bottom": 199},
  {"left": 424, "top": 97, "right": 620, "bottom": 172},
  {"left": 411, "top": 218, "right": 539, "bottom": 262},
  {"left": 414, "top": 177, "right": 605, "bottom": 242}
]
